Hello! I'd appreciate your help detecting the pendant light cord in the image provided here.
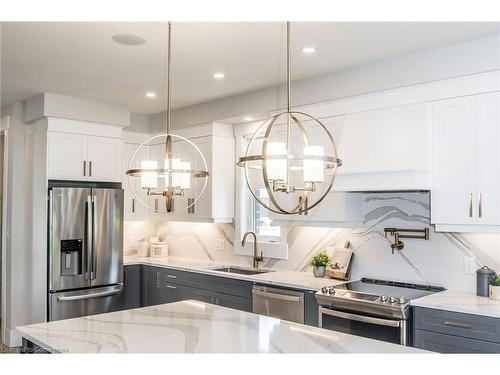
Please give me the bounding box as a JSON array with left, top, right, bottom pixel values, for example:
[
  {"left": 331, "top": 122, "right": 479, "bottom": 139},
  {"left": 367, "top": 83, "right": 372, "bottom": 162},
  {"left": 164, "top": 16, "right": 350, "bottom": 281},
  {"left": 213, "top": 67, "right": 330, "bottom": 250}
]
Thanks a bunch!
[
  {"left": 166, "top": 21, "right": 172, "bottom": 135},
  {"left": 286, "top": 21, "right": 291, "bottom": 113},
  {"left": 286, "top": 21, "right": 291, "bottom": 184}
]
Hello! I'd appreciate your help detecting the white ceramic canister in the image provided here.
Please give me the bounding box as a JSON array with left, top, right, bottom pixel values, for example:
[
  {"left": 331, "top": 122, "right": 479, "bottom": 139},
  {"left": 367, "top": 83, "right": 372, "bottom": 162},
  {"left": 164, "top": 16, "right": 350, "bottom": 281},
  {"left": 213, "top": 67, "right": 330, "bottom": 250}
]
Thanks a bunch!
[
  {"left": 150, "top": 241, "right": 168, "bottom": 258},
  {"left": 137, "top": 238, "right": 149, "bottom": 257}
]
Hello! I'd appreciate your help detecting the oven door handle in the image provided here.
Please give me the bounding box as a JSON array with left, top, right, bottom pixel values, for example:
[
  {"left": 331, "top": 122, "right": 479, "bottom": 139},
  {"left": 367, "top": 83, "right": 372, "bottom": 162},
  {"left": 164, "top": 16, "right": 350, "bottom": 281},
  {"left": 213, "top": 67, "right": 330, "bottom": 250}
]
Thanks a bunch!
[{"left": 319, "top": 307, "right": 401, "bottom": 327}]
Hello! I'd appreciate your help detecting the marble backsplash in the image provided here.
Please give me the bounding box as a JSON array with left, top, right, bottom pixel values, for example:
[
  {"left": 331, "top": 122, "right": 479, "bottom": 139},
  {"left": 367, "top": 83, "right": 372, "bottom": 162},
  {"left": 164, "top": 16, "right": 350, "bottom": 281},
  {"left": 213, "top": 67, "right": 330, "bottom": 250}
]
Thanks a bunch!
[{"left": 124, "top": 192, "right": 500, "bottom": 292}]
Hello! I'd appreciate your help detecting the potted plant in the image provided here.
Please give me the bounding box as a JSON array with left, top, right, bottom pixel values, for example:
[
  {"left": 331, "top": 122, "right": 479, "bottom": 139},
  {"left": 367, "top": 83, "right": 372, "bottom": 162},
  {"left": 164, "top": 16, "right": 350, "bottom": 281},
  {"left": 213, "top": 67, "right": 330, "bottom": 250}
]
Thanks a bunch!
[
  {"left": 310, "top": 252, "right": 330, "bottom": 278},
  {"left": 490, "top": 275, "right": 500, "bottom": 300}
]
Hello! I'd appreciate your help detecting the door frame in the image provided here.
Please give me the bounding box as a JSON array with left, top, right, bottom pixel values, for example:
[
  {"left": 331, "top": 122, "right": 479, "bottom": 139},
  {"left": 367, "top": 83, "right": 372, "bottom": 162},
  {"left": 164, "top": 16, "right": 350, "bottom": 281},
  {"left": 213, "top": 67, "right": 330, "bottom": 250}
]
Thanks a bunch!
[{"left": 0, "top": 115, "right": 10, "bottom": 345}]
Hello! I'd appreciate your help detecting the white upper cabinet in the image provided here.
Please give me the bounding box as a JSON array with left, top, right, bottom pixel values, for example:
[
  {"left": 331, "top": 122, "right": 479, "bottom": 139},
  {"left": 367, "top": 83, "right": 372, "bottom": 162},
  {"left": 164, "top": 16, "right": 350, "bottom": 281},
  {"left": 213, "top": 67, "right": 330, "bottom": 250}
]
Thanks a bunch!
[
  {"left": 47, "top": 132, "right": 88, "bottom": 180},
  {"left": 46, "top": 118, "right": 123, "bottom": 183},
  {"left": 86, "top": 136, "right": 122, "bottom": 182},
  {"left": 431, "top": 92, "right": 500, "bottom": 232},
  {"left": 122, "top": 136, "right": 150, "bottom": 221},
  {"left": 335, "top": 103, "right": 432, "bottom": 191},
  {"left": 476, "top": 92, "right": 500, "bottom": 226},
  {"left": 431, "top": 97, "right": 476, "bottom": 225}
]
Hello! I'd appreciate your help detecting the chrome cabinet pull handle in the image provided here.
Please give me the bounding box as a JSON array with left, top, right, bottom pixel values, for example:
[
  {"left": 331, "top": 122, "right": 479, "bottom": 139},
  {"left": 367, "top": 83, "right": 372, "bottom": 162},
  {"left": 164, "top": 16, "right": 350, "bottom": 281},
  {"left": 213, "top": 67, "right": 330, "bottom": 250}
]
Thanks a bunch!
[
  {"left": 166, "top": 274, "right": 177, "bottom": 279},
  {"left": 89, "top": 161, "right": 92, "bottom": 177},
  {"left": 132, "top": 198, "right": 135, "bottom": 213},
  {"left": 478, "top": 193, "right": 483, "bottom": 218},
  {"left": 468, "top": 193, "right": 473, "bottom": 218},
  {"left": 443, "top": 321, "right": 471, "bottom": 329},
  {"left": 166, "top": 285, "right": 177, "bottom": 289},
  {"left": 83, "top": 161, "right": 86, "bottom": 176}
]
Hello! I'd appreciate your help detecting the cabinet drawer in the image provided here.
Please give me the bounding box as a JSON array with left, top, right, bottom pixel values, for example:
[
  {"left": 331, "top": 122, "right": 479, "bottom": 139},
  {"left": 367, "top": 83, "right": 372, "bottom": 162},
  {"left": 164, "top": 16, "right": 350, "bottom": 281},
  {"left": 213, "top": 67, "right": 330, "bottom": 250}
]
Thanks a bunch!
[
  {"left": 414, "top": 307, "right": 500, "bottom": 343},
  {"left": 156, "top": 267, "right": 252, "bottom": 298},
  {"left": 162, "top": 282, "right": 251, "bottom": 312},
  {"left": 414, "top": 329, "right": 500, "bottom": 353}
]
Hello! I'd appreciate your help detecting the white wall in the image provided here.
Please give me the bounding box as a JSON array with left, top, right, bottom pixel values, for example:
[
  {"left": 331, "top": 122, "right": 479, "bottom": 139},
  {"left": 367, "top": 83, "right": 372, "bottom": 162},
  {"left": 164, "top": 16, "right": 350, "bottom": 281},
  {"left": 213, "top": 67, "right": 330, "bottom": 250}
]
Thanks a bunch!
[{"left": 154, "top": 34, "right": 500, "bottom": 129}]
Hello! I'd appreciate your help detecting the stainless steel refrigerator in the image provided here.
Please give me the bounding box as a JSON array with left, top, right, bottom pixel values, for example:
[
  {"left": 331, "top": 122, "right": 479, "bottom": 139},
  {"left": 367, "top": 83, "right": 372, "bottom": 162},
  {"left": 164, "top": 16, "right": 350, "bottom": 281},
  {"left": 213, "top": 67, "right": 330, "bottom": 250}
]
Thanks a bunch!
[{"left": 48, "top": 183, "right": 124, "bottom": 321}]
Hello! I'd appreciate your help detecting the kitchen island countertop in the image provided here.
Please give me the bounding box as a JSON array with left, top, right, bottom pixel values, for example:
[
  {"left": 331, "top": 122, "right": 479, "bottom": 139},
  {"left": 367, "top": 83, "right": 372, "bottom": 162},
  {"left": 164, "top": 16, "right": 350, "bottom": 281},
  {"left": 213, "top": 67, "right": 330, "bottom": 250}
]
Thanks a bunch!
[{"left": 17, "top": 300, "right": 426, "bottom": 354}]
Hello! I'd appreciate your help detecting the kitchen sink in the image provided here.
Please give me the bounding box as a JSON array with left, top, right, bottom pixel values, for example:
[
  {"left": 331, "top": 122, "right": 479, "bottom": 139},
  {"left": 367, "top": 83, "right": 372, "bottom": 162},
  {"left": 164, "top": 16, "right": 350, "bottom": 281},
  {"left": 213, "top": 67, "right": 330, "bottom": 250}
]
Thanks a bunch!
[{"left": 209, "top": 266, "right": 273, "bottom": 275}]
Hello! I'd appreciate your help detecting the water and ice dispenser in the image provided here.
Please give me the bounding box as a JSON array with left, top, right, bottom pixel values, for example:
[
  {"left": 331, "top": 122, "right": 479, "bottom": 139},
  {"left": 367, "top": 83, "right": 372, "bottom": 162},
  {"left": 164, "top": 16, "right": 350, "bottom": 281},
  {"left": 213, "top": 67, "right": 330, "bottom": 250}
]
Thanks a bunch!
[{"left": 60, "top": 239, "right": 83, "bottom": 276}]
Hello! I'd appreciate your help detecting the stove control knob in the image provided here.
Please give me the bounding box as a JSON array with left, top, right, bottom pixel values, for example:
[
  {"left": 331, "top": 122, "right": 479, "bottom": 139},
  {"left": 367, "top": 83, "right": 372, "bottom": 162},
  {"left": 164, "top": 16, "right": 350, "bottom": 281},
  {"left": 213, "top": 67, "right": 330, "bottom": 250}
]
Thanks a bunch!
[
  {"left": 321, "top": 287, "right": 328, "bottom": 294},
  {"left": 328, "top": 288, "right": 336, "bottom": 295},
  {"left": 398, "top": 297, "right": 407, "bottom": 305},
  {"left": 388, "top": 296, "right": 397, "bottom": 303},
  {"left": 380, "top": 295, "right": 388, "bottom": 302}
]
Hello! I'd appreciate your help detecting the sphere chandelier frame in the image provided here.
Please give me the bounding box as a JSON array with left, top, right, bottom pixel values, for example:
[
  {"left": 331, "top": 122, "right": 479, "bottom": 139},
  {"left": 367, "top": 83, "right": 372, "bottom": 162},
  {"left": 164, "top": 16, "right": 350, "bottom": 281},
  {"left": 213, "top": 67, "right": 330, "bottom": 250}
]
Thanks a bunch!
[
  {"left": 125, "top": 22, "right": 210, "bottom": 214},
  {"left": 236, "top": 22, "right": 342, "bottom": 215}
]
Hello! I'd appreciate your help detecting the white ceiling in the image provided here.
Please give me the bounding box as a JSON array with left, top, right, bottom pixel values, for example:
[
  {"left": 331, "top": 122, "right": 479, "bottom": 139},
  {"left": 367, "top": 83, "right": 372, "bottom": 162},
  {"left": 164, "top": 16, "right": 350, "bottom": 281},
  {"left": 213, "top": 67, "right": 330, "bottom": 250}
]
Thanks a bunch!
[{"left": 2, "top": 22, "right": 500, "bottom": 114}]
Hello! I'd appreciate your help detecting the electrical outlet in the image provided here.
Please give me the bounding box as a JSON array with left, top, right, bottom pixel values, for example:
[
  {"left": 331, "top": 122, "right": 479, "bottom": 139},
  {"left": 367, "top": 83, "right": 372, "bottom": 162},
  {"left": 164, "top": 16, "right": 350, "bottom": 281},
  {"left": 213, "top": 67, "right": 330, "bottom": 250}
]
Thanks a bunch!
[
  {"left": 215, "top": 238, "right": 225, "bottom": 252},
  {"left": 463, "top": 255, "right": 476, "bottom": 274}
]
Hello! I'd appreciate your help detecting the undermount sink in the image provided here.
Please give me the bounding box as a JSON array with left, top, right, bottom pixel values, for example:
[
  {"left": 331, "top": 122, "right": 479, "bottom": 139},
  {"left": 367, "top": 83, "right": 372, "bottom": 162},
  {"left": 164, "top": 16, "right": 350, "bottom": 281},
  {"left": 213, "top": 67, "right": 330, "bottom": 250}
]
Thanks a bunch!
[{"left": 209, "top": 266, "right": 273, "bottom": 276}]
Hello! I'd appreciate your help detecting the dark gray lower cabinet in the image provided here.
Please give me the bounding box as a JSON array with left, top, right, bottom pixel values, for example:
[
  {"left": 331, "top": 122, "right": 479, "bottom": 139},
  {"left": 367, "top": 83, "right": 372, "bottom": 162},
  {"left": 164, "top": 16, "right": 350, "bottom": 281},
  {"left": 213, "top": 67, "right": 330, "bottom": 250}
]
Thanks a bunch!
[
  {"left": 414, "top": 329, "right": 500, "bottom": 353},
  {"left": 125, "top": 265, "right": 312, "bottom": 320},
  {"left": 413, "top": 307, "right": 500, "bottom": 353},
  {"left": 304, "top": 290, "right": 319, "bottom": 327},
  {"left": 114, "top": 265, "right": 141, "bottom": 310},
  {"left": 141, "top": 265, "right": 252, "bottom": 312},
  {"left": 142, "top": 266, "right": 168, "bottom": 306}
]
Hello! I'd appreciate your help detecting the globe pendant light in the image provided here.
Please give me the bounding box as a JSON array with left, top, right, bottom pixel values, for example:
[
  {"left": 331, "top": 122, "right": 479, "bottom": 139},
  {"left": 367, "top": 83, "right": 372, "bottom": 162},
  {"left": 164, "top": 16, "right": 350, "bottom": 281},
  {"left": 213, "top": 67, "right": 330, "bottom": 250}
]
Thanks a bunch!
[
  {"left": 126, "top": 22, "right": 209, "bottom": 213},
  {"left": 236, "top": 22, "right": 342, "bottom": 215}
]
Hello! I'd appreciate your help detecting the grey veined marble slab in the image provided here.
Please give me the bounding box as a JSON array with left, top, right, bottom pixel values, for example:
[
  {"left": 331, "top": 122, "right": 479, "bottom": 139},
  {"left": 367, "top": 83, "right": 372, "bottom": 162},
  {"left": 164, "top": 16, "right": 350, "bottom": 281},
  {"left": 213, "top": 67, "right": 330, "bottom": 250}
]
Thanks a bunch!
[{"left": 17, "top": 301, "right": 426, "bottom": 354}]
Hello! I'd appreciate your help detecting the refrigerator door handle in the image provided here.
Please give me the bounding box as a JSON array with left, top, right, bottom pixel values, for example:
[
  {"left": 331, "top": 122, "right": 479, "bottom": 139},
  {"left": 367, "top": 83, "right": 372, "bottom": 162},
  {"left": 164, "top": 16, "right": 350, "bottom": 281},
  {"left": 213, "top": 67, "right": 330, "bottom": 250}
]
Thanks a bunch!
[
  {"left": 92, "top": 195, "right": 97, "bottom": 280},
  {"left": 57, "top": 285, "right": 123, "bottom": 302},
  {"left": 86, "top": 195, "right": 93, "bottom": 280}
]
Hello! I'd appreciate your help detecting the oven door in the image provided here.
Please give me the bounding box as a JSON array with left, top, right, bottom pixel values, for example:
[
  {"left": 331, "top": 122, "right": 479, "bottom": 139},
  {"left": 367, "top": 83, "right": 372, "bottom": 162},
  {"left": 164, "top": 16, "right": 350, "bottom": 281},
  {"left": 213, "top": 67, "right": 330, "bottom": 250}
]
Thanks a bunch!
[{"left": 319, "top": 307, "right": 407, "bottom": 345}]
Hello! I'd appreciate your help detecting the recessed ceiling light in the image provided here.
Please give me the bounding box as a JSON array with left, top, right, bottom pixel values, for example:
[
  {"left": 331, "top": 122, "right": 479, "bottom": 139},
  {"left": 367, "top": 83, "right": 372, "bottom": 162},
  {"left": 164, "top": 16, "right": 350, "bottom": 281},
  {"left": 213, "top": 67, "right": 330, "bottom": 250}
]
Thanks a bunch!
[
  {"left": 145, "top": 92, "right": 156, "bottom": 98},
  {"left": 112, "top": 33, "right": 147, "bottom": 46},
  {"left": 213, "top": 72, "right": 225, "bottom": 79},
  {"left": 243, "top": 117, "right": 253, "bottom": 122},
  {"left": 302, "top": 47, "right": 316, "bottom": 54}
]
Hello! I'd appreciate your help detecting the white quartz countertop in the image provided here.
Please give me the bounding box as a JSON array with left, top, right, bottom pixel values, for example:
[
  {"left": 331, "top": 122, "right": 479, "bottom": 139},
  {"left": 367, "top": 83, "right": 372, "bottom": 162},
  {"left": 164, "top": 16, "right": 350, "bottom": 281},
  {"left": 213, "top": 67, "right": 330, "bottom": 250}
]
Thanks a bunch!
[
  {"left": 16, "top": 300, "right": 426, "bottom": 353},
  {"left": 411, "top": 290, "right": 500, "bottom": 318},
  {"left": 124, "top": 256, "right": 348, "bottom": 291}
]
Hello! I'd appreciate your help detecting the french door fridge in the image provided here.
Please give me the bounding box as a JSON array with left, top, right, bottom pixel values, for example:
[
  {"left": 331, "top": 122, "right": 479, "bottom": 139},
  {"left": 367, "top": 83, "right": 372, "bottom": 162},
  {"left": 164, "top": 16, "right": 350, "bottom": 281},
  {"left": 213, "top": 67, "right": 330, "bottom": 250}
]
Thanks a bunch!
[{"left": 48, "top": 183, "right": 124, "bottom": 321}]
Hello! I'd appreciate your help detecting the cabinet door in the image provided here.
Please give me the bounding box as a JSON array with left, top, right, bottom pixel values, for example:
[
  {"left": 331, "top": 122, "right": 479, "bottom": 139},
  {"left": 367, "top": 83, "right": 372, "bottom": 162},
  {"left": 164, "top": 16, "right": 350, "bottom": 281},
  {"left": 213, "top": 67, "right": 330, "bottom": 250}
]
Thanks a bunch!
[
  {"left": 476, "top": 92, "right": 500, "bottom": 225},
  {"left": 182, "top": 137, "right": 212, "bottom": 220},
  {"left": 304, "top": 290, "right": 319, "bottom": 327},
  {"left": 122, "top": 142, "right": 150, "bottom": 220},
  {"left": 87, "top": 136, "right": 122, "bottom": 182},
  {"left": 212, "top": 293, "right": 251, "bottom": 312},
  {"left": 431, "top": 97, "right": 477, "bottom": 224},
  {"left": 47, "top": 132, "right": 87, "bottom": 180},
  {"left": 115, "top": 265, "right": 141, "bottom": 310},
  {"left": 142, "top": 268, "right": 167, "bottom": 306}
]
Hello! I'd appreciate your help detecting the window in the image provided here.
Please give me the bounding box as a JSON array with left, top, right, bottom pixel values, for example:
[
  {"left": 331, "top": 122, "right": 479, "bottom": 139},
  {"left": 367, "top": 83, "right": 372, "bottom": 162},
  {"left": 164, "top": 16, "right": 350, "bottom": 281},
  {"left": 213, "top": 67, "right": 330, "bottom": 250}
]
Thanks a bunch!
[
  {"left": 234, "top": 132, "right": 288, "bottom": 259},
  {"left": 251, "top": 188, "right": 281, "bottom": 242}
]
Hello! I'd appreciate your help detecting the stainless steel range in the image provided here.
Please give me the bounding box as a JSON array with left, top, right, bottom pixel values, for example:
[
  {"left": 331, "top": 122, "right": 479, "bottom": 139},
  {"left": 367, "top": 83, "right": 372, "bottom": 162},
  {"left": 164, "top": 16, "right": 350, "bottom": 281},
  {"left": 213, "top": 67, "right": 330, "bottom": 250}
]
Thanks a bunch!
[{"left": 316, "top": 278, "right": 445, "bottom": 346}]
